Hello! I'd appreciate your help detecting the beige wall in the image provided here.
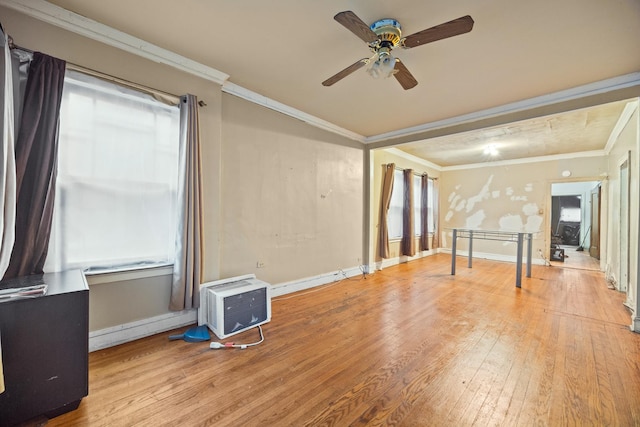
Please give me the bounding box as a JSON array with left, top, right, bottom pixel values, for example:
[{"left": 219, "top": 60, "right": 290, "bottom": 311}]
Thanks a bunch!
[
  {"left": 370, "top": 149, "right": 441, "bottom": 264},
  {"left": 2, "top": 7, "right": 363, "bottom": 331},
  {"left": 4, "top": 6, "right": 638, "bottom": 336},
  {"left": 605, "top": 103, "right": 640, "bottom": 328},
  {"left": 220, "top": 94, "right": 364, "bottom": 284},
  {"left": 439, "top": 156, "right": 608, "bottom": 260}
]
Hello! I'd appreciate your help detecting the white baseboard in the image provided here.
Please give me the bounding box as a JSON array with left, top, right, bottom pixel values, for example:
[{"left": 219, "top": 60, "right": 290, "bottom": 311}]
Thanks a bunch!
[
  {"left": 90, "top": 267, "right": 365, "bottom": 351},
  {"left": 631, "top": 316, "right": 640, "bottom": 333},
  {"left": 372, "top": 249, "right": 438, "bottom": 271},
  {"left": 271, "top": 266, "right": 365, "bottom": 297},
  {"left": 89, "top": 309, "right": 197, "bottom": 352}
]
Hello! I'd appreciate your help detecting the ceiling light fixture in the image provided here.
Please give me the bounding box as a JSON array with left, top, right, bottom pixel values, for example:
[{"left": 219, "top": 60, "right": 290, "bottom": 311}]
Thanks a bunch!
[
  {"left": 365, "top": 18, "right": 401, "bottom": 80},
  {"left": 483, "top": 144, "right": 499, "bottom": 156},
  {"left": 366, "top": 49, "right": 397, "bottom": 79}
]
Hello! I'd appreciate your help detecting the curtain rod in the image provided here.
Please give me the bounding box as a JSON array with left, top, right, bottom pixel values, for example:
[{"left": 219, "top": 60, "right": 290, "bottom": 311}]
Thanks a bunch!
[
  {"left": 7, "top": 35, "right": 33, "bottom": 54},
  {"left": 382, "top": 163, "right": 439, "bottom": 179},
  {"left": 7, "top": 35, "right": 206, "bottom": 107}
]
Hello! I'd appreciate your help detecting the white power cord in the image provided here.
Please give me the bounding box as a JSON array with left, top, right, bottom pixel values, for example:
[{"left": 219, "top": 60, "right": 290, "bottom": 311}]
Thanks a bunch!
[
  {"left": 210, "top": 325, "right": 264, "bottom": 350},
  {"left": 538, "top": 249, "right": 551, "bottom": 266}
]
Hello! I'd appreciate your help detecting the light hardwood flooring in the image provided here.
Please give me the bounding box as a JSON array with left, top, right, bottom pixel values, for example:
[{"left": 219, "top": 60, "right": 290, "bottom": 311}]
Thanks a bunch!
[
  {"left": 550, "top": 245, "right": 601, "bottom": 271},
  {"left": 47, "top": 254, "right": 640, "bottom": 426}
]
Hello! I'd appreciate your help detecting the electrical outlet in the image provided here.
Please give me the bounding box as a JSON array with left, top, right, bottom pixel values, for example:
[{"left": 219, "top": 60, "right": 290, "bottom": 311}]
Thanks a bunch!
[{"left": 256, "top": 261, "right": 265, "bottom": 268}]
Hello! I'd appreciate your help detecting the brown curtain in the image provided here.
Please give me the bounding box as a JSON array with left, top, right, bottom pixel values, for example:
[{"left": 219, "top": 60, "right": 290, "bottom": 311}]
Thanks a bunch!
[
  {"left": 378, "top": 163, "right": 395, "bottom": 259},
  {"left": 4, "top": 52, "right": 65, "bottom": 279},
  {"left": 401, "top": 169, "right": 415, "bottom": 256},
  {"left": 420, "top": 174, "right": 430, "bottom": 251},
  {"left": 170, "top": 94, "right": 203, "bottom": 310},
  {"left": 432, "top": 178, "right": 440, "bottom": 248}
]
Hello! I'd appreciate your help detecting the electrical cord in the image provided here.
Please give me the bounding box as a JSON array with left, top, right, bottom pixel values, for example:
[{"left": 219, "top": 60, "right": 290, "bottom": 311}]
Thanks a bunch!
[
  {"left": 210, "top": 325, "right": 264, "bottom": 350},
  {"left": 538, "top": 248, "right": 551, "bottom": 267}
]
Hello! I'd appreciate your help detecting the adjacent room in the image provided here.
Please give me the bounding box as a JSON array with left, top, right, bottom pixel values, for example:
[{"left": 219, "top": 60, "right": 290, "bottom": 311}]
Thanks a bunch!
[{"left": 0, "top": 1, "right": 639, "bottom": 425}]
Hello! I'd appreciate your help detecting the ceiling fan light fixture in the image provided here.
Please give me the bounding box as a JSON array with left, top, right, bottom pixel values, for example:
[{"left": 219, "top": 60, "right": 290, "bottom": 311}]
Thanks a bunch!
[
  {"left": 367, "top": 50, "right": 397, "bottom": 79},
  {"left": 325, "top": 11, "right": 473, "bottom": 89}
]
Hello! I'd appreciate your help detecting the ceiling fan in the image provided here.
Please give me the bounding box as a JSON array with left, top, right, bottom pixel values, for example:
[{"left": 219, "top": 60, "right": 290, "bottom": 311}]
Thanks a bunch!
[{"left": 322, "top": 11, "right": 474, "bottom": 90}]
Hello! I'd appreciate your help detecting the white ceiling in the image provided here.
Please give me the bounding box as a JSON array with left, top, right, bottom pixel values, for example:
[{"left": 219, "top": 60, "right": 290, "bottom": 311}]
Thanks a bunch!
[{"left": 41, "top": 0, "right": 640, "bottom": 166}]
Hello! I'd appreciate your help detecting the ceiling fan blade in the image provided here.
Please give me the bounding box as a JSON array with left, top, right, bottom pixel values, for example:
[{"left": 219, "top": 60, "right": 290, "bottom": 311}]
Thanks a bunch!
[
  {"left": 403, "top": 15, "right": 474, "bottom": 49},
  {"left": 394, "top": 60, "right": 418, "bottom": 90},
  {"left": 334, "top": 11, "right": 378, "bottom": 43},
  {"left": 322, "top": 58, "right": 368, "bottom": 87}
]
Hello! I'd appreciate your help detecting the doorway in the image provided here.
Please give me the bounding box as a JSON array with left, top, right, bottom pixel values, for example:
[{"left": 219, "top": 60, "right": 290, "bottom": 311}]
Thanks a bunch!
[{"left": 550, "top": 181, "right": 601, "bottom": 270}]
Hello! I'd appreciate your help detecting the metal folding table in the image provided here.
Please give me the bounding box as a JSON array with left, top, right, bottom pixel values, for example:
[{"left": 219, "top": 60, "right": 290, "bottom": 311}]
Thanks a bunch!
[{"left": 450, "top": 228, "right": 534, "bottom": 287}]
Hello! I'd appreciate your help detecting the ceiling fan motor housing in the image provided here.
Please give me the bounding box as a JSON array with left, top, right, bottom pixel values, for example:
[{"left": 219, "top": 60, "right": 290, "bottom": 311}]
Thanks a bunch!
[{"left": 369, "top": 19, "right": 402, "bottom": 50}]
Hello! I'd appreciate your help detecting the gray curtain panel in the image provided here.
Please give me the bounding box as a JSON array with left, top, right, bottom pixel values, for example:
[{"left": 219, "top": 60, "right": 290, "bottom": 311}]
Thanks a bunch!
[
  {"left": 4, "top": 52, "right": 65, "bottom": 279},
  {"left": 401, "top": 169, "right": 415, "bottom": 256},
  {"left": 170, "top": 94, "right": 203, "bottom": 311},
  {"left": 420, "top": 174, "right": 429, "bottom": 251},
  {"left": 0, "top": 26, "right": 16, "bottom": 279},
  {"left": 378, "top": 163, "right": 395, "bottom": 259},
  {"left": 432, "top": 178, "right": 440, "bottom": 249}
]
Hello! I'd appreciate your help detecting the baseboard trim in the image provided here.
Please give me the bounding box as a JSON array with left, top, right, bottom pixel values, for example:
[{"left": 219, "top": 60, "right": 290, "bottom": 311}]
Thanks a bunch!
[
  {"left": 89, "top": 309, "right": 197, "bottom": 352},
  {"left": 373, "top": 249, "right": 437, "bottom": 271},
  {"left": 271, "top": 266, "right": 365, "bottom": 297}
]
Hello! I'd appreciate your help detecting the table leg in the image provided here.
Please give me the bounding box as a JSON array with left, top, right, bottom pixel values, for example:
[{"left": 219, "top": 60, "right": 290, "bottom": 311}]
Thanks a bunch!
[
  {"left": 526, "top": 233, "right": 532, "bottom": 278},
  {"left": 451, "top": 229, "right": 457, "bottom": 275},
  {"left": 468, "top": 230, "right": 473, "bottom": 268},
  {"left": 516, "top": 233, "right": 524, "bottom": 287}
]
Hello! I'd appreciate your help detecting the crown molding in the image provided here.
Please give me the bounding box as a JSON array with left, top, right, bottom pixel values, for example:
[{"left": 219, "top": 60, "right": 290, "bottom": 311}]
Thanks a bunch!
[
  {"left": 0, "top": 0, "right": 230, "bottom": 85},
  {"left": 604, "top": 99, "right": 639, "bottom": 154},
  {"left": 1, "top": 0, "right": 366, "bottom": 143},
  {"left": 3, "top": 0, "right": 637, "bottom": 150},
  {"left": 222, "top": 82, "right": 365, "bottom": 142},
  {"left": 382, "top": 146, "right": 607, "bottom": 172},
  {"left": 441, "top": 150, "right": 606, "bottom": 171},
  {"left": 365, "top": 72, "right": 640, "bottom": 145}
]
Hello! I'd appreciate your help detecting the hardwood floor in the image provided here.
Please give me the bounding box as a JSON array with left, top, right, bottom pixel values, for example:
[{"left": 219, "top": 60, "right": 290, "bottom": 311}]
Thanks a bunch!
[
  {"left": 550, "top": 245, "right": 601, "bottom": 271},
  {"left": 47, "top": 254, "right": 640, "bottom": 426}
]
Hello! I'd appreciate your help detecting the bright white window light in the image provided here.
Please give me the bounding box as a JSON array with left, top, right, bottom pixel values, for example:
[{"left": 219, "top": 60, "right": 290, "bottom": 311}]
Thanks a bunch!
[{"left": 45, "top": 70, "right": 180, "bottom": 273}]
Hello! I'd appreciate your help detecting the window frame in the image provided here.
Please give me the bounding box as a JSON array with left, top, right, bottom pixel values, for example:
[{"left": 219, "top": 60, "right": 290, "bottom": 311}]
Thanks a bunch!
[
  {"left": 45, "top": 70, "right": 182, "bottom": 278},
  {"left": 387, "top": 169, "right": 436, "bottom": 242}
]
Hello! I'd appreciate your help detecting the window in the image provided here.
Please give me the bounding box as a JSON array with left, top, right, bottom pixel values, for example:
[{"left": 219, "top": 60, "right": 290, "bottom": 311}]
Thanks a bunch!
[
  {"left": 44, "top": 70, "right": 181, "bottom": 273},
  {"left": 413, "top": 175, "right": 422, "bottom": 236},
  {"left": 560, "top": 207, "right": 581, "bottom": 222},
  {"left": 427, "top": 177, "right": 434, "bottom": 233},
  {"left": 387, "top": 169, "right": 404, "bottom": 239},
  {"left": 388, "top": 170, "right": 436, "bottom": 241}
]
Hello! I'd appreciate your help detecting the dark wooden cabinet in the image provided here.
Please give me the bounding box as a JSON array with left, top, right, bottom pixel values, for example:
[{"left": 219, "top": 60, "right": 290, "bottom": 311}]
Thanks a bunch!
[{"left": 0, "top": 270, "right": 89, "bottom": 427}]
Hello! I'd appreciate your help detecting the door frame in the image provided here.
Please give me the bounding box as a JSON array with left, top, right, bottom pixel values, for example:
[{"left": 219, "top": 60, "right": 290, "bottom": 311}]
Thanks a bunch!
[
  {"left": 618, "top": 152, "right": 631, "bottom": 294},
  {"left": 549, "top": 179, "right": 603, "bottom": 270}
]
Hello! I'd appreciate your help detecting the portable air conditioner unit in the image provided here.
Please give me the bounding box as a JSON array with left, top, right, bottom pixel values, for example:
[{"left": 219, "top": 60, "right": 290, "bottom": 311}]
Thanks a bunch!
[{"left": 198, "top": 274, "right": 271, "bottom": 339}]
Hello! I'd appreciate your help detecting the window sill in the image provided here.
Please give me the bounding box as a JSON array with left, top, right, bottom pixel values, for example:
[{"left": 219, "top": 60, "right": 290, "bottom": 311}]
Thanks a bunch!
[{"left": 85, "top": 264, "right": 174, "bottom": 285}]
